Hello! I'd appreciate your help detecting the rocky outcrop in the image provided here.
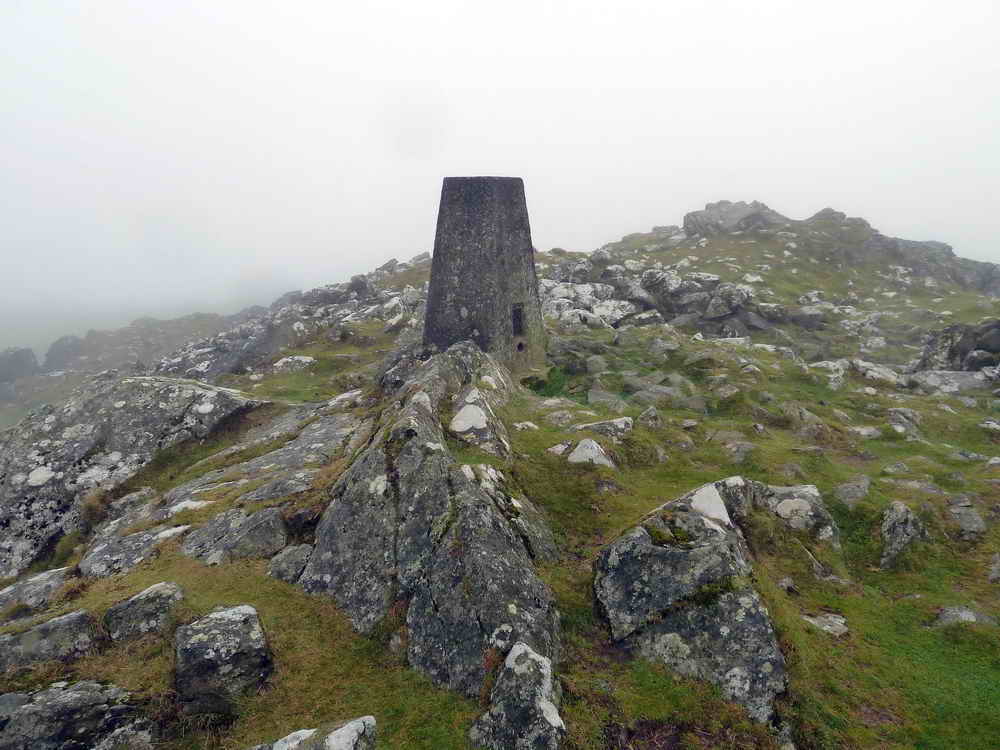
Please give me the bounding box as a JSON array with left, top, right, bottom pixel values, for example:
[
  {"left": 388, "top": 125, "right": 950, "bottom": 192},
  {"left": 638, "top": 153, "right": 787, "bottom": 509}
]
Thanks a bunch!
[
  {"left": 174, "top": 605, "right": 273, "bottom": 717},
  {"left": 267, "top": 544, "right": 313, "bottom": 583},
  {"left": 0, "top": 610, "right": 101, "bottom": 671},
  {"left": 0, "top": 680, "right": 154, "bottom": 750},
  {"left": 880, "top": 501, "right": 927, "bottom": 569},
  {"left": 0, "top": 566, "right": 71, "bottom": 618},
  {"left": 914, "top": 320, "right": 1000, "bottom": 372},
  {"left": 299, "top": 343, "right": 560, "bottom": 701},
  {"left": 469, "top": 642, "right": 565, "bottom": 750},
  {"left": 248, "top": 717, "right": 377, "bottom": 750},
  {"left": 0, "top": 373, "right": 261, "bottom": 578},
  {"left": 79, "top": 525, "right": 189, "bottom": 578},
  {"left": 181, "top": 508, "right": 288, "bottom": 565},
  {"left": 593, "top": 477, "right": 786, "bottom": 723},
  {"left": 682, "top": 201, "right": 789, "bottom": 236},
  {"left": 103, "top": 582, "right": 184, "bottom": 641},
  {"left": 0, "top": 347, "right": 39, "bottom": 383}
]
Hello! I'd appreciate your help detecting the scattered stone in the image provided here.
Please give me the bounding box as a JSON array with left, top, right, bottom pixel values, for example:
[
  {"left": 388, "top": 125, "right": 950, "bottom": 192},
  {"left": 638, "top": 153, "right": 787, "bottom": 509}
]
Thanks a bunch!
[
  {"left": 762, "top": 484, "right": 840, "bottom": 545},
  {"left": 0, "top": 610, "right": 101, "bottom": 671},
  {"left": 469, "top": 642, "right": 565, "bottom": 750},
  {"left": 248, "top": 717, "right": 377, "bottom": 750},
  {"left": 570, "top": 417, "right": 633, "bottom": 441},
  {"left": 802, "top": 613, "right": 849, "bottom": 636},
  {"left": 0, "top": 566, "right": 71, "bottom": 617},
  {"left": 833, "top": 475, "right": 871, "bottom": 508},
  {"left": 988, "top": 553, "right": 1000, "bottom": 583},
  {"left": 174, "top": 605, "right": 274, "bottom": 716},
  {"left": 104, "top": 582, "right": 184, "bottom": 642},
  {"left": 636, "top": 406, "right": 661, "bottom": 429},
  {"left": 267, "top": 544, "right": 314, "bottom": 584},
  {"left": 513, "top": 421, "right": 539, "bottom": 431},
  {"left": 566, "top": 439, "right": 616, "bottom": 469},
  {"left": 880, "top": 501, "right": 927, "bottom": 569},
  {"left": 79, "top": 525, "right": 189, "bottom": 578},
  {"left": 933, "top": 607, "right": 998, "bottom": 628},
  {"left": 725, "top": 441, "right": 757, "bottom": 463},
  {"left": 946, "top": 495, "right": 986, "bottom": 542}
]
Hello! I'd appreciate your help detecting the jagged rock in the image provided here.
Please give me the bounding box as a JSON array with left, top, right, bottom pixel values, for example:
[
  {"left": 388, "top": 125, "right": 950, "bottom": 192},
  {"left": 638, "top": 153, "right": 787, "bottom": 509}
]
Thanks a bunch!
[
  {"left": 636, "top": 406, "right": 661, "bottom": 429},
  {"left": 0, "top": 610, "right": 101, "bottom": 671},
  {"left": 0, "top": 347, "right": 39, "bottom": 383},
  {"left": 267, "top": 544, "right": 313, "bottom": 583},
  {"left": 181, "top": 508, "right": 288, "bottom": 565},
  {"left": 567, "top": 439, "right": 616, "bottom": 469},
  {"left": 946, "top": 495, "right": 986, "bottom": 542},
  {"left": 886, "top": 407, "right": 921, "bottom": 438},
  {"left": 174, "top": 605, "right": 273, "bottom": 716},
  {"left": 725, "top": 441, "right": 757, "bottom": 463},
  {"left": 593, "top": 478, "right": 786, "bottom": 723},
  {"left": 448, "top": 374, "right": 514, "bottom": 457},
  {"left": 0, "top": 680, "right": 154, "bottom": 750},
  {"left": 933, "top": 607, "right": 997, "bottom": 628},
  {"left": 0, "top": 566, "right": 71, "bottom": 617},
  {"left": 587, "top": 386, "right": 627, "bottom": 412},
  {"left": 908, "top": 370, "right": 989, "bottom": 394},
  {"left": 247, "top": 717, "right": 377, "bottom": 750},
  {"left": 880, "top": 501, "right": 927, "bottom": 569},
  {"left": 79, "top": 525, "right": 189, "bottom": 578},
  {"left": 682, "top": 200, "right": 789, "bottom": 236},
  {"left": 0, "top": 373, "right": 261, "bottom": 578},
  {"left": 300, "top": 343, "right": 560, "bottom": 700},
  {"left": 470, "top": 642, "right": 565, "bottom": 750},
  {"left": 571, "top": 417, "right": 633, "bottom": 441},
  {"left": 914, "top": 320, "right": 1000, "bottom": 371},
  {"left": 103, "top": 582, "right": 184, "bottom": 642},
  {"left": 802, "top": 613, "right": 849, "bottom": 636},
  {"left": 763, "top": 485, "right": 840, "bottom": 545},
  {"left": 833, "top": 475, "right": 871, "bottom": 508},
  {"left": 850, "top": 359, "right": 902, "bottom": 387}
]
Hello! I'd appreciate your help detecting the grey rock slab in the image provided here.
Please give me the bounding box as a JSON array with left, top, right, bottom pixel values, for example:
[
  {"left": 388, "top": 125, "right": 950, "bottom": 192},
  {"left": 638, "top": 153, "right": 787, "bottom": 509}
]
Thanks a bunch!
[
  {"left": 946, "top": 495, "right": 986, "bottom": 542},
  {"left": 833, "top": 475, "right": 871, "bottom": 508},
  {"left": 0, "top": 566, "right": 71, "bottom": 616},
  {"left": 470, "top": 642, "right": 565, "bottom": 750},
  {"left": 570, "top": 417, "right": 633, "bottom": 440},
  {"left": 0, "top": 373, "right": 262, "bottom": 578},
  {"left": 880, "top": 501, "right": 927, "bottom": 569},
  {"left": 181, "top": 507, "right": 288, "bottom": 565},
  {"left": 79, "top": 524, "right": 189, "bottom": 578},
  {"left": 267, "top": 544, "right": 313, "bottom": 583},
  {"left": 0, "top": 680, "right": 153, "bottom": 750},
  {"left": 174, "top": 604, "right": 273, "bottom": 716},
  {"left": 0, "top": 610, "right": 101, "bottom": 671},
  {"left": 802, "top": 613, "right": 849, "bottom": 636},
  {"left": 762, "top": 484, "right": 840, "bottom": 546},
  {"left": 933, "top": 606, "right": 997, "bottom": 628},
  {"left": 104, "top": 582, "right": 184, "bottom": 641}
]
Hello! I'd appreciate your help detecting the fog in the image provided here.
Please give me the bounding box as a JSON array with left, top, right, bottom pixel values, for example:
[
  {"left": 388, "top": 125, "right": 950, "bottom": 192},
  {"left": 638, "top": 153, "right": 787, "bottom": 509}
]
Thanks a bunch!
[{"left": 2, "top": 0, "right": 998, "bottom": 354}]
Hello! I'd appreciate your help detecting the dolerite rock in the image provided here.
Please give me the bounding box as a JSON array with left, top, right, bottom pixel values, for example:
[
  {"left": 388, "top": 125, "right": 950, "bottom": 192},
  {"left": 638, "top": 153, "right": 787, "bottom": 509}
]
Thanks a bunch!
[
  {"left": 181, "top": 508, "right": 288, "bottom": 565},
  {"left": 300, "top": 343, "right": 560, "bottom": 700},
  {"left": 0, "top": 373, "right": 261, "bottom": 578},
  {"left": 267, "top": 544, "right": 313, "bottom": 583},
  {"left": 0, "top": 611, "right": 101, "bottom": 671},
  {"left": 103, "top": 582, "right": 184, "bottom": 641},
  {"left": 174, "top": 605, "right": 273, "bottom": 716},
  {"left": 880, "top": 501, "right": 927, "bottom": 569},
  {"left": 0, "top": 566, "right": 71, "bottom": 616},
  {"left": 0, "top": 680, "right": 154, "bottom": 750},
  {"left": 0, "top": 347, "right": 39, "bottom": 383},
  {"left": 247, "top": 717, "right": 377, "bottom": 750},
  {"left": 914, "top": 319, "right": 1000, "bottom": 371},
  {"left": 762, "top": 484, "right": 840, "bottom": 546},
  {"left": 79, "top": 524, "right": 189, "bottom": 578},
  {"left": 946, "top": 495, "right": 986, "bottom": 542},
  {"left": 571, "top": 417, "right": 633, "bottom": 441},
  {"left": 566, "top": 439, "right": 616, "bottom": 468},
  {"left": 469, "top": 642, "right": 565, "bottom": 750},
  {"left": 593, "top": 478, "right": 786, "bottom": 723},
  {"left": 682, "top": 200, "right": 789, "bottom": 236}
]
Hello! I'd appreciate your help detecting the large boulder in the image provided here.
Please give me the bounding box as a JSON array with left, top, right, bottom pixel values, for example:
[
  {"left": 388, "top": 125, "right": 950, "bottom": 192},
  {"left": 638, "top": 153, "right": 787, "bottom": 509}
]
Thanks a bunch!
[
  {"left": 103, "top": 582, "right": 184, "bottom": 642},
  {"left": 300, "top": 343, "right": 560, "bottom": 700},
  {"left": 914, "top": 320, "right": 1000, "bottom": 371},
  {"left": 0, "top": 373, "right": 261, "bottom": 578},
  {"left": 0, "top": 566, "right": 71, "bottom": 618},
  {"left": 174, "top": 605, "right": 273, "bottom": 716},
  {"left": 593, "top": 478, "right": 786, "bottom": 723},
  {"left": 0, "top": 610, "right": 101, "bottom": 671},
  {"left": 0, "top": 680, "right": 154, "bottom": 750},
  {"left": 469, "top": 642, "right": 565, "bottom": 750},
  {"left": 880, "top": 501, "right": 927, "bottom": 569}
]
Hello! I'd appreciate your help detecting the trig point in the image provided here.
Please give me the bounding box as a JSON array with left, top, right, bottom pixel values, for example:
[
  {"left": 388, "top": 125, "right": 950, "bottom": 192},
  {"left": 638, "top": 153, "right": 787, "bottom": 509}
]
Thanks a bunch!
[{"left": 423, "top": 176, "right": 545, "bottom": 370}]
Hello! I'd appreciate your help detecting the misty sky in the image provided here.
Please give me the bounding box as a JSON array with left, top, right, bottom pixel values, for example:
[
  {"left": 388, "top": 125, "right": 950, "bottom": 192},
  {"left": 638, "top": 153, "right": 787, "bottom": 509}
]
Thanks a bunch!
[{"left": 2, "top": 0, "right": 998, "bottom": 354}]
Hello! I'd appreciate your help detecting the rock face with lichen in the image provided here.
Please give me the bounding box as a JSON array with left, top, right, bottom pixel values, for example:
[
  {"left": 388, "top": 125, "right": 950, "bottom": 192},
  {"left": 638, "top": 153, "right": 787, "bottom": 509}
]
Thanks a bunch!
[
  {"left": 299, "top": 342, "right": 560, "bottom": 701},
  {"left": 593, "top": 478, "right": 787, "bottom": 723},
  {"left": 0, "top": 373, "right": 261, "bottom": 578}
]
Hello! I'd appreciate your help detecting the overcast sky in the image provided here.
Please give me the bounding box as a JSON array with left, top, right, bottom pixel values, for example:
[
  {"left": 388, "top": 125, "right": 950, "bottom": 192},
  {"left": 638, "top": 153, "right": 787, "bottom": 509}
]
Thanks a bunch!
[{"left": 2, "top": 0, "right": 998, "bottom": 353}]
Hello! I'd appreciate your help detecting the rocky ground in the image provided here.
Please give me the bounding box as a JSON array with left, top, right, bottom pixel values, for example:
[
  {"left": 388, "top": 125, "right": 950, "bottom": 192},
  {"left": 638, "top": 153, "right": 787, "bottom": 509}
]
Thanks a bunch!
[{"left": 1, "top": 201, "right": 999, "bottom": 749}]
